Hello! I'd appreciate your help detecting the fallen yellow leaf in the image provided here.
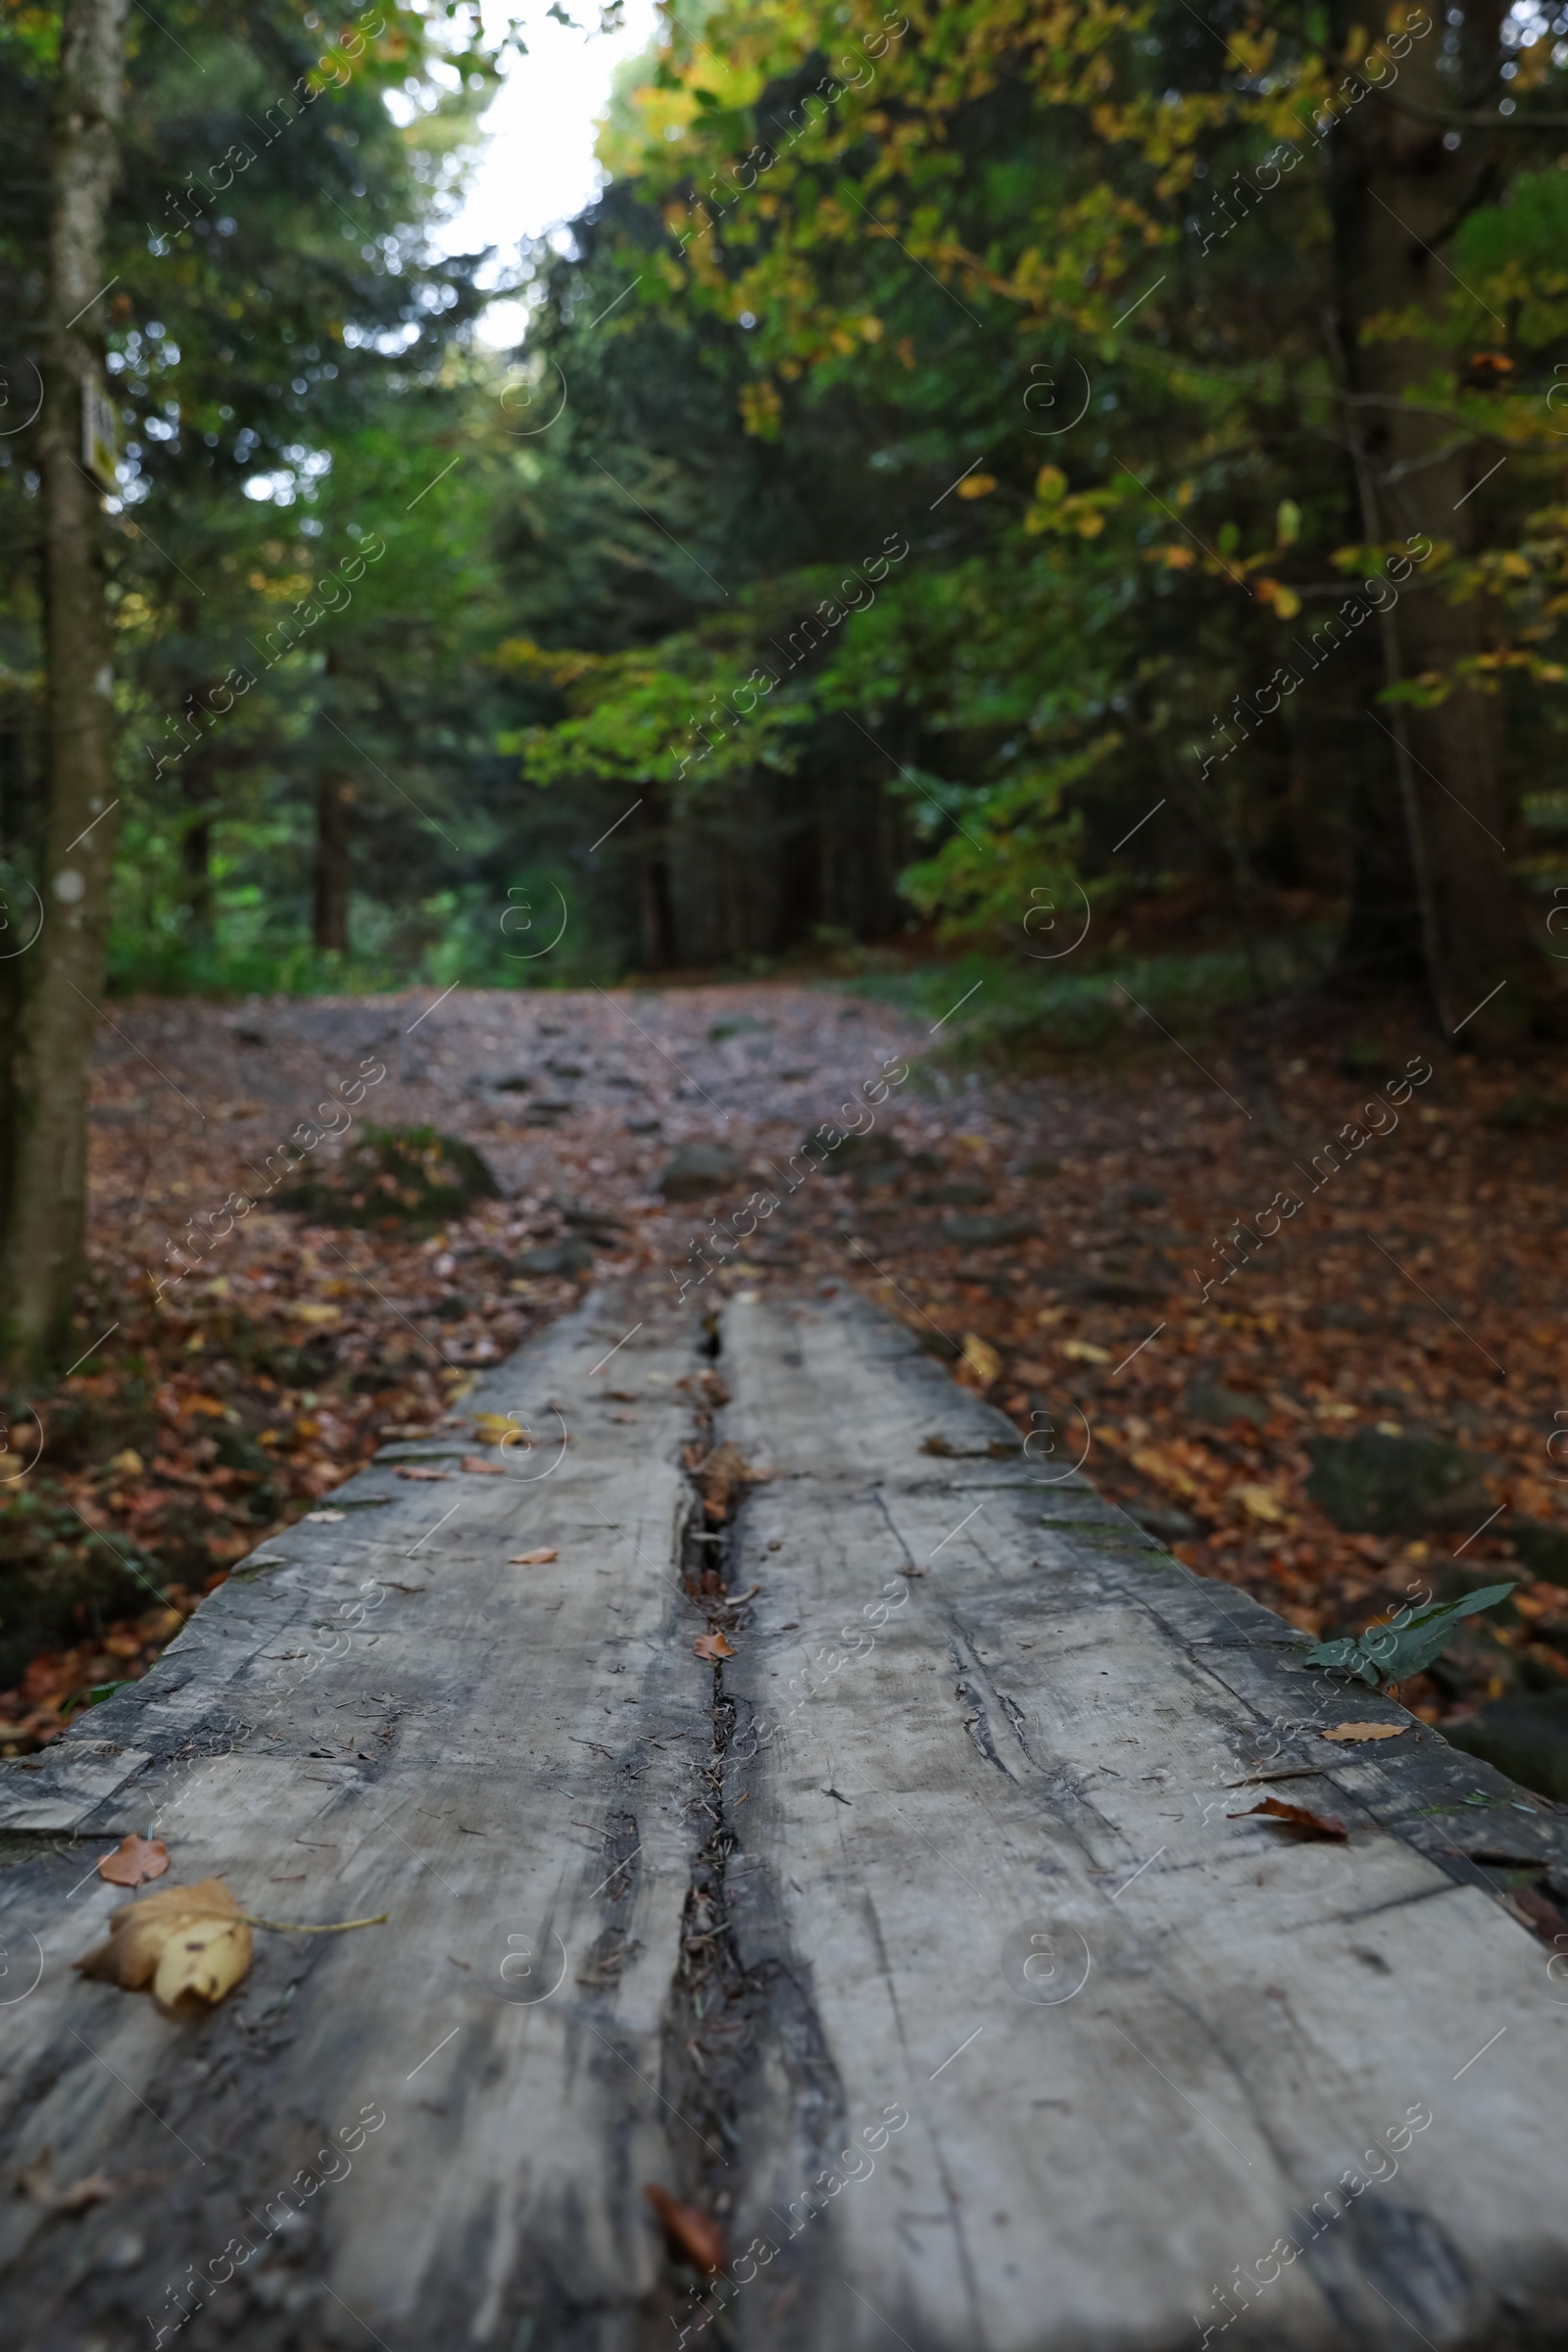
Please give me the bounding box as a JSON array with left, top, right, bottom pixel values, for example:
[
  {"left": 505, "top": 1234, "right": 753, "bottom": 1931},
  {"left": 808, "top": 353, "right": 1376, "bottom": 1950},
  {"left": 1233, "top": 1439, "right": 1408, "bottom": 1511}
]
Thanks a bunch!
[
  {"left": 1131, "top": 1444, "right": 1198, "bottom": 1498},
  {"left": 1321, "top": 1721, "right": 1407, "bottom": 1743},
  {"left": 288, "top": 1302, "right": 341, "bottom": 1325},
  {"left": 694, "top": 1632, "right": 736, "bottom": 1661},
  {"left": 76, "top": 1878, "right": 252, "bottom": 2012},
  {"left": 1061, "top": 1340, "right": 1110, "bottom": 1364},
  {"left": 109, "top": 1447, "right": 144, "bottom": 1477},
  {"left": 1235, "top": 1484, "right": 1289, "bottom": 1525},
  {"left": 471, "top": 1412, "right": 517, "bottom": 1441},
  {"left": 961, "top": 1334, "right": 1004, "bottom": 1386},
  {"left": 510, "top": 1546, "right": 559, "bottom": 1565}
]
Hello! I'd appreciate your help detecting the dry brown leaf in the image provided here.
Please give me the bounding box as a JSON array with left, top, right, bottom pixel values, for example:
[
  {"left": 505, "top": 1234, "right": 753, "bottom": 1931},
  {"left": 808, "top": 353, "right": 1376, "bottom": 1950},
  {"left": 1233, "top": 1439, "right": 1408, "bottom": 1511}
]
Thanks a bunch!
[
  {"left": 97, "top": 1834, "right": 170, "bottom": 1888},
  {"left": 1505, "top": 1884, "right": 1568, "bottom": 1948},
  {"left": 693, "top": 1632, "right": 736, "bottom": 1661},
  {"left": 644, "top": 2182, "right": 726, "bottom": 2274},
  {"left": 1239, "top": 1796, "right": 1348, "bottom": 1840},
  {"left": 1321, "top": 1721, "right": 1407, "bottom": 1743},
  {"left": 695, "top": 1441, "right": 770, "bottom": 1523},
  {"left": 74, "top": 1878, "right": 253, "bottom": 2010},
  {"left": 510, "top": 1546, "right": 559, "bottom": 1565},
  {"left": 394, "top": 1465, "right": 450, "bottom": 1482},
  {"left": 17, "top": 2157, "right": 120, "bottom": 2211},
  {"left": 460, "top": 1455, "right": 507, "bottom": 1477}
]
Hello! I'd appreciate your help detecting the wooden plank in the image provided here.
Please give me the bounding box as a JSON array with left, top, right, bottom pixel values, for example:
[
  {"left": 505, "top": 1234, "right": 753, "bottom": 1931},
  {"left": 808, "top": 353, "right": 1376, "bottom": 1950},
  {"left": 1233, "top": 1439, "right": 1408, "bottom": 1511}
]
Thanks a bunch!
[
  {"left": 4, "top": 1283, "right": 1567, "bottom": 2350},
  {"left": 0, "top": 1296, "right": 720, "bottom": 2349},
  {"left": 711, "top": 1292, "right": 1568, "bottom": 2350}
]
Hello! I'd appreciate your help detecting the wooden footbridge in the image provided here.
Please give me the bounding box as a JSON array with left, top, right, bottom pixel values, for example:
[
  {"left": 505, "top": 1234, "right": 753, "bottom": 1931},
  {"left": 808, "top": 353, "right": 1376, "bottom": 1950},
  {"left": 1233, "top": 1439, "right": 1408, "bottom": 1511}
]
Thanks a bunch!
[{"left": 3, "top": 1291, "right": 1567, "bottom": 2349}]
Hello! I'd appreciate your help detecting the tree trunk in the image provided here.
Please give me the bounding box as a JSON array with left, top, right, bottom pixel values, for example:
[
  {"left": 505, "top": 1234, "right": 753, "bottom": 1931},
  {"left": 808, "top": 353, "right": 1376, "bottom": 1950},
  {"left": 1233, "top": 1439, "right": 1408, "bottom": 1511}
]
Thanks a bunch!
[
  {"left": 312, "top": 772, "right": 353, "bottom": 954},
  {"left": 637, "top": 788, "right": 676, "bottom": 968},
  {"left": 180, "top": 758, "right": 215, "bottom": 953},
  {"left": 0, "top": 0, "right": 131, "bottom": 1380},
  {"left": 1330, "top": 722, "right": 1428, "bottom": 993},
  {"left": 1331, "top": 0, "right": 1524, "bottom": 1047}
]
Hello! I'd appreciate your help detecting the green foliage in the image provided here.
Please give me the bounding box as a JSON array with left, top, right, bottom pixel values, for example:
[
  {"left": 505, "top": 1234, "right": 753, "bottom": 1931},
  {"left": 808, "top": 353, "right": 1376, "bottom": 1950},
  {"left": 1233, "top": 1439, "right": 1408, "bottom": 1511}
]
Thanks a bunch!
[
  {"left": 63, "top": 1682, "right": 132, "bottom": 1718},
  {"left": 1305, "top": 1587, "right": 1518, "bottom": 1690},
  {"left": 8, "top": 0, "right": 1568, "bottom": 986}
]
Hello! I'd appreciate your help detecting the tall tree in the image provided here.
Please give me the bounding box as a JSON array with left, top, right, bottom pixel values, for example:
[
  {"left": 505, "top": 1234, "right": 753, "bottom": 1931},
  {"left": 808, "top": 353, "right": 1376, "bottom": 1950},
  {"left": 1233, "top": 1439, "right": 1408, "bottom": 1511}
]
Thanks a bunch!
[
  {"left": 528, "top": 0, "right": 1568, "bottom": 1028},
  {"left": 1332, "top": 0, "right": 1525, "bottom": 1042},
  {"left": 0, "top": 0, "right": 131, "bottom": 1377}
]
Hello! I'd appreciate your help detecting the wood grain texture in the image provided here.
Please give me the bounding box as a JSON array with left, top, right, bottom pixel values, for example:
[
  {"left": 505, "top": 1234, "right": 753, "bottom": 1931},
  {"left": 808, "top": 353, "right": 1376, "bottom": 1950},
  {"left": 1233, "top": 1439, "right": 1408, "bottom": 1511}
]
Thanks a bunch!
[
  {"left": 0, "top": 1293, "right": 720, "bottom": 2351},
  {"left": 3, "top": 1285, "right": 1566, "bottom": 2351},
  {"left": 711, "top": 1293, "right": 1568, "bottom": 2352}
]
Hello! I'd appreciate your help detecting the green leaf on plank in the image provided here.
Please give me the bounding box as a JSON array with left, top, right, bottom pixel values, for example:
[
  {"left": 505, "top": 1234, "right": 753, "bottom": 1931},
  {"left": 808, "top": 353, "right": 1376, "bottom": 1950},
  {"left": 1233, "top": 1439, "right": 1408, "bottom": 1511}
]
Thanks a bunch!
[{"left": 1303, "top": 1585, "right": 1516, "bottom": 1687}]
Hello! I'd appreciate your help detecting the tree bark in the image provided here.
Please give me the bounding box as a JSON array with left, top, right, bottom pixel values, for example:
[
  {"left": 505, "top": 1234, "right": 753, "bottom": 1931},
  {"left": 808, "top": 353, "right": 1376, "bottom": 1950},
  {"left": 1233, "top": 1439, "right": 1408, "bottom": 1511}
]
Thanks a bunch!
[
  {"left": 180, "top": 758, "right": 215, "bottom": 953},
  {"left": 1331, "top": 0, "right": 1525, "bottom": 1047},
  {"left": 0, "top": 0, "right": 131, "bottom": 1379},
  {"left": 312, "top": 772, "right": 353, "bottom": 954},
  {"left": 637, "top": 788, "right": 676, "bottom": 968}
]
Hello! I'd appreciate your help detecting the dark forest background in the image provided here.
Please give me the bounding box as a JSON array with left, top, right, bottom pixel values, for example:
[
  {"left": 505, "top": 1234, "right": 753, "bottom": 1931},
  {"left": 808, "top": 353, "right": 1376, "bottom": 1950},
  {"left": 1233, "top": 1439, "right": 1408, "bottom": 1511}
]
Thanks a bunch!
[{"left": 3, "top": 0, "right": 1568, "bottom": 1037}]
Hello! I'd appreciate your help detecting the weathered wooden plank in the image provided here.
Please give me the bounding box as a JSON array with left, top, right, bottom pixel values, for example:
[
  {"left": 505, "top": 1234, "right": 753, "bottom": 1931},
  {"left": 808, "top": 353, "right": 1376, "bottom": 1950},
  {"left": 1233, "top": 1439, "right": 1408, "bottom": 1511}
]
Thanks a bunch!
[
  {"left": 5, "top": 1284, "right": 1567, "bottom": 2351},
  {"left": 0, "top": 1296, "right": 719, "bottom": 2351},
  {"left": 712, "top": 1293, "right": 1568, "bottom": 2351}
]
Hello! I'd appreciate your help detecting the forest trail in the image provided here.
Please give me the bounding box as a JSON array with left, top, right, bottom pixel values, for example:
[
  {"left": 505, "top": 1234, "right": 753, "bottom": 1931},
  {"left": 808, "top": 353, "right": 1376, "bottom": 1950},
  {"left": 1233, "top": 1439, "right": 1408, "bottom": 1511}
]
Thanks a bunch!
[
  {"left": 22, "top": 974, "right": 1568, "bottom": 1761},
  {"left": 3, "top": 1285, "right": 1567, "bottom": 2350}
]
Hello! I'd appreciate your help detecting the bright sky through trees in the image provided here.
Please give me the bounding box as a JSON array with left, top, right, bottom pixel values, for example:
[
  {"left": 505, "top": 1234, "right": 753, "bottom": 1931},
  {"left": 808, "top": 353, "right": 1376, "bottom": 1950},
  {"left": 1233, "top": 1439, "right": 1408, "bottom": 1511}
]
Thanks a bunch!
[{"left": 436, "top": 0, "right": 662, "bottom": 344}]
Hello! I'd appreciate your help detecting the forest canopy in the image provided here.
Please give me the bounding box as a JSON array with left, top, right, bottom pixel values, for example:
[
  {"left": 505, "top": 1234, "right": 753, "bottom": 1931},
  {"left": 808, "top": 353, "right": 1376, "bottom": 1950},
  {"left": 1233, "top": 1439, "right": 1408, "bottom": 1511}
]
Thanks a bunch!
[{"left": 3, "top": 0, "right": 1568, "bottom": 1011}]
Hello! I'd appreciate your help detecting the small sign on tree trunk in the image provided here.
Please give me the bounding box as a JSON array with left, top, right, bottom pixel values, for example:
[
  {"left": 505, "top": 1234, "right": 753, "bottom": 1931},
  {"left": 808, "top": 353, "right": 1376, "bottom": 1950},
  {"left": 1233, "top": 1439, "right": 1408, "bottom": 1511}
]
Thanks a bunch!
[{"left": 82, "top": 374, "right": 120, "bottom": 492}]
